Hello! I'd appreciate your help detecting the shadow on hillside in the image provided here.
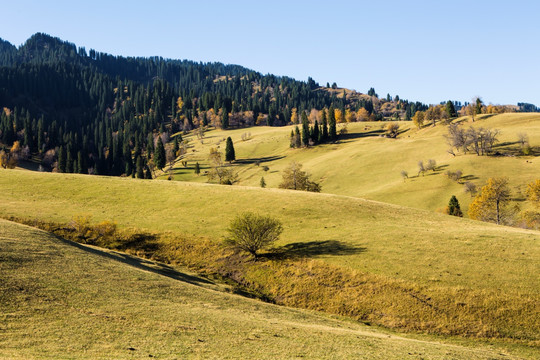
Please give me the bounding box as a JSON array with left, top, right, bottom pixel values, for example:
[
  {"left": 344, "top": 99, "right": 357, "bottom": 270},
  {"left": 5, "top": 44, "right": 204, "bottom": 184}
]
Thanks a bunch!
[
  {"left": 235, "top": 155, "right": 285, "bottom": 165},
  {"left": 338, "top": 129, "right": 385, "bottom": 142},
  {"left": 264, "top": 240, "right": 366, "bottom": 260},
  {"left": 52, "top": 234, "right": 215, "bottom": 287}
]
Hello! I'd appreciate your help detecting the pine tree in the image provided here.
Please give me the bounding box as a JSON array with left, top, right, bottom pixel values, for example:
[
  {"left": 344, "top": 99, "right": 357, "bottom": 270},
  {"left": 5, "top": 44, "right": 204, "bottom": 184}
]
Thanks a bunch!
[
  {"left": 144, "top": 166, "right": 153, "bottom": 179},
  {"left": 154, "top": 137, "right": 166, "bottom": 170},
  {"left": 447, "top": 195, "right": 463, "bottom": 217},
  {"left": 225, "top": 136, "right": 236, "bottom": 162},
  {"left": 311, "top": 120, "right": 319, "bottom": 145},
  {"left": 136, "top": 156, "right": 144, "bottom": 179},
  {"left": 221, "top": 108, "right": 229, "bottom": 129},
  {"left": 260, "top": 177, "right": 266, "bottom": 188},
  {"left": 445, "top": 100, "right": 457, "bottom": 118},
  {"left": 301, "top": 111, "right": 310, "bottom": 147},
  {"left": 194, "top": 161, "right": 200, "bottom": 175},
  {"left": 57, "top": 145, "right": 66, "bottom": 173},
  {"left": 290, "top": 129, "right": 295, "bottom": 148},
  {"left": 173, "top": 136, "right": 179, "bottom": 155},
  {"left": 321, "top": 109, "right": 328, "bottom": 142},
  {"left": 295, "top": 126, "right": 301, "bottom": 148},
  {"left": 328, "top": 105, "right": 337, "bottom": 141}
]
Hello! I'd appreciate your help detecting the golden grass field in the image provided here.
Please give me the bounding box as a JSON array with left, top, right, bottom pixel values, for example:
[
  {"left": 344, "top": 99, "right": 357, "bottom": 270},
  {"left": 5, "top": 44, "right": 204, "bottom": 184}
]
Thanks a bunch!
[
  {"left": 0, "top": 219, "right": 535, "bottom": 359},
  {"left": 1, "top": 113, "right": 539, "bottom": 358}
]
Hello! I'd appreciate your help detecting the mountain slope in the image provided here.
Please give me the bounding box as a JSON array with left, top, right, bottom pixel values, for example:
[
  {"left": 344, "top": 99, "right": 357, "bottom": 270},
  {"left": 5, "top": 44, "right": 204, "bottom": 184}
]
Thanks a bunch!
[
  {"left": 1, "top": 218, "right": 526, "bottom": 359},
  {"left": 1, "top": 169, "right": 538, "bottom": 347}
]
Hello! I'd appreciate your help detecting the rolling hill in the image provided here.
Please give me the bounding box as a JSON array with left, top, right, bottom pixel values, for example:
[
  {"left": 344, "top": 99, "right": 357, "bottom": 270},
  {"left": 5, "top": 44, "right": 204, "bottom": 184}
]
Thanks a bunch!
[
  {"left": 0, "top": 167, "right": 538, "bottom": 353},
  {"left": 164, "top": 113, "right": 540, "bottom": 215},
  {"left": 2, "top": 218, "right": 528, "bottom": 359}
]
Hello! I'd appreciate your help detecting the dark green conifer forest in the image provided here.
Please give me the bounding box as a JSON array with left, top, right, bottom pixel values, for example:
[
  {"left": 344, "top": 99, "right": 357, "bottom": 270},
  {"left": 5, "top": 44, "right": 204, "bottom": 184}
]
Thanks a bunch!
[{"left": 0, "top": 33, "right": 428, "bottom": 176}]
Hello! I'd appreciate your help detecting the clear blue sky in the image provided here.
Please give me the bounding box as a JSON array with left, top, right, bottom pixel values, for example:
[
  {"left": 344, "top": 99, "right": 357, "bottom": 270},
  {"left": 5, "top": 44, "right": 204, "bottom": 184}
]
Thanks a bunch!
[{"left": 1, "top": 0, "right": 539, "bottom": 105}]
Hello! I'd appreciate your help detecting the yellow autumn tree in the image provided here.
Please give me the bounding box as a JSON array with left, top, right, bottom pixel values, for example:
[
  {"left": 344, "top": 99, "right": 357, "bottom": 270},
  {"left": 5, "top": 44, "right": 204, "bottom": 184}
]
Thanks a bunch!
[
  {"left": 412, "top": 111, "right": 425, "bottom": 129},
  {"left": 468, "top": 177, "right": 512, "bottom": 225},
  {"left": 345, "top": 109, "right": 356, "bottom": 123},
  {"left": 356, "top": 108, "right": 370, "bottom": 122},
  {"left": 334, "top": 108, "right": 343, "bottom": 123},
  {"left": 526, "top": 179, "right": 540, "bottom": 208},
  {"left": 291, "top": 108, "right": 298, "bottom": 124},
  {"left": 176, "top": 97, "right": 184, "bottom": 116}
]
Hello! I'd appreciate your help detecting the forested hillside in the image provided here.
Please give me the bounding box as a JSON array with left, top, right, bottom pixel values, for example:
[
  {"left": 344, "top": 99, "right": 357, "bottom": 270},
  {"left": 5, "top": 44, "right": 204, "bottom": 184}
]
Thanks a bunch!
[{"left": 0, "top": 33, "right": 428, "bottom": 176}]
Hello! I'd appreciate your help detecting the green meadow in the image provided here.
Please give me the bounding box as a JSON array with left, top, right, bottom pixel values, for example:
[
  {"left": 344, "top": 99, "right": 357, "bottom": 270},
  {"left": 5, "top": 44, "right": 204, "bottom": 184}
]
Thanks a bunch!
[
  {"left": 1, "top": 218, "right": 536, "bottom": 359},
  {"left": 1, "top": 113, "right": 539, "bottom": 358},
  {"left": 167, "top": 113, "right": 540, "bottom": 214}
]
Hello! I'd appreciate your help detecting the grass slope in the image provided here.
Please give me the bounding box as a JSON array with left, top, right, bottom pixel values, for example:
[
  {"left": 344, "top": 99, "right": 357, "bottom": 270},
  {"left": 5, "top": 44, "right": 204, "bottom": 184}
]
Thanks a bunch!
[
  {"left": 0, "top": 219, "right": 524, "bottom": 359},
  {"left": 167, "top": 113, "right": 540, "bottom": 214},
  {"left": 0, "top": 170, "right": 538, "bottom": 347}
]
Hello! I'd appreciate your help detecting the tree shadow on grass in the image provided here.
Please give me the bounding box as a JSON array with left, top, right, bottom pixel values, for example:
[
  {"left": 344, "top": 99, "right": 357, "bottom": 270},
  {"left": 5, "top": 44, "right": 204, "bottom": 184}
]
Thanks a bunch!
[
  {"left": 234, "top": 155, "right": 285, "bottom": 165},
  {"left": 263, "top": 240, "right": 366, "bottom": 260},
  {"left": 52, "top": 233, "right": 216, "bottom": 287},
  {"left": 338, "top": 130, "right": 385, "bottom": 142}
]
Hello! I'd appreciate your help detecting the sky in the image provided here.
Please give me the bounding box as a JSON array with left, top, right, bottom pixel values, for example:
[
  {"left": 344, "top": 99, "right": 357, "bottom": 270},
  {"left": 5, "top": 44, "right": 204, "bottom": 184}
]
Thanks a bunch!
[{"left": 1, "top": 0, "right": 539, "bottom": 106}]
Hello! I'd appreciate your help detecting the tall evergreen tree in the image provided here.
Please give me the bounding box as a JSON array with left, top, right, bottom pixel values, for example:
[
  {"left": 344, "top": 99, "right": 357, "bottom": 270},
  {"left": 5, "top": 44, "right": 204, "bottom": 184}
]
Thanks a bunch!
[
  {"left": 225, "top": 136, "right": 236, "bottom": 162},
  {"left": 301, "top": 111, "right": 310, "bottom": 147},
  {"left": 136, "top": 156, "right": 144, "bottom": 179},
  {"left": 221, "top": 108, "right": 229, "bottom": 129},
  {"left": 328, "top": 106, "right": 337, "bottom": 141},
  {"left": 154, "top": 137, "right": 166, "bottom": 170},
  {"left": 448, "top": 195, "right": 463, "bottom": 217},
  {"left": 321, "top": 109, "right": 328, "bottom": 142},
  {"left": 445, "top": 100, "right": 457, "bottom": 118},
  {"left": 295, "top": 126, "right": 301, "bottom": 148},
  {"left": 311, "top": 120, "right": 319, "bottom": 145},
  {"left": 57, "top": 145, "right": 66, "bottom": 173}
]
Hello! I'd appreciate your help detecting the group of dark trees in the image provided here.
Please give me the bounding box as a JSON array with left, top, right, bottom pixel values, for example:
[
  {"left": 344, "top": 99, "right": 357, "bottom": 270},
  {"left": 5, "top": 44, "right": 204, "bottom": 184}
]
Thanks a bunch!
[{"left": 289, "top": 107, "right": 336, "bottom": 148}]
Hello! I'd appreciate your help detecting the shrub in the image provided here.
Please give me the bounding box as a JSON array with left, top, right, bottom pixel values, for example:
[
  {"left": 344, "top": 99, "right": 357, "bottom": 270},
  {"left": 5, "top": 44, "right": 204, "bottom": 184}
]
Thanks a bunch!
[{"left": 225, "top": 212, "right": 283, "bottom": 259}]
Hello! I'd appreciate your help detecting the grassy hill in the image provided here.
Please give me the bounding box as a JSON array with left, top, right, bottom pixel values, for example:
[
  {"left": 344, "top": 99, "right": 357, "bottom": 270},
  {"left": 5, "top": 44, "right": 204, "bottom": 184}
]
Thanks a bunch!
[
  {"left": 1, "top": 169, "right": 538, "bottom": 350},
  {"left": 166, "top": 113, "right": 540, "bottom": 215},
  {"left": 1, "top": 218, "right": 527, "bottom": 359}
]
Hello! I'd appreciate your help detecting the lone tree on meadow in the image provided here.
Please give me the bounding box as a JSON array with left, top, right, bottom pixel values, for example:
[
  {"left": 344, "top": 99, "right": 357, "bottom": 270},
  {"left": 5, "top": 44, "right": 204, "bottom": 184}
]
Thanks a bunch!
[
  {"left": 279, "top": 161, "right": 321, "bottom": 192},
  {"left": 225, "top": 137, "right": 236, "bottom": 162},
  {"left": 468, "top": 177, "right": 511, "bottom": 225},
  {"left": 225, "top": 212, "right": 283, "bottom": 259},
  {"left": 447, "top": 195, "right": 463, "bottom": 217}
]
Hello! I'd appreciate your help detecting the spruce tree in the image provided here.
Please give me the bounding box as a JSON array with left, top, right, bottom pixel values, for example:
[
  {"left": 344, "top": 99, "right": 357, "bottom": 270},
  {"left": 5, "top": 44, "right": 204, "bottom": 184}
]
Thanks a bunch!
[
  {"left": 144, "top": 166, "right": 152, "bottom": 179},
  {"left": 154, "top": 137, "right": 166, "bottom": 170},
  {"left": 295, "top": 126, "right": 301, "bottom": 148},
  {"left": 173, "top": 136, "right": 179, "bottom": 155},
  {"left": 136, "top": 156, "right": 144, "bottom": 179},
  {"left": 57, "top": 145, "right": 66, "bottom": 173},
  {"left": 328, "top": 105, "right": 337, "bottom": 141},
  {"left": 301, "top": 111, "right": 310, "bottom": 147},
  {"left": 448, "top": 195, "right": 463, "bottom": 217},
  {"left": 225, "top": 136, "right": 236, "bottom": 162},
  {"left": 445, "top": 100, "right": 457, "bottom": 118},
  {"left": 321, "top": 109, "right": 328, "bottom": 142},
  {"left": 311, "top": 120, "right": 319, "bottom": 145},
  {"left": 290, "top": 129, "right": 295, "bottom": 148},
  {"left": 221, "top": 108, "right": 229, "bottom": 129}
]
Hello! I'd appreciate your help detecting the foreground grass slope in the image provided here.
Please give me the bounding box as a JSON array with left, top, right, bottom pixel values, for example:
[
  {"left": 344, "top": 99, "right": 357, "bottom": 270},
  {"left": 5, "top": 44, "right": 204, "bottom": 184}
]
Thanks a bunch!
[
  {"left": 1, "top": 219, "right": 524, "bottom": 360},
  {"left": 1, "top": 169, "right": 538, "bottom": 346},
  {"left": 169, "top": 113, "right": 540, "bottom": 214}
]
